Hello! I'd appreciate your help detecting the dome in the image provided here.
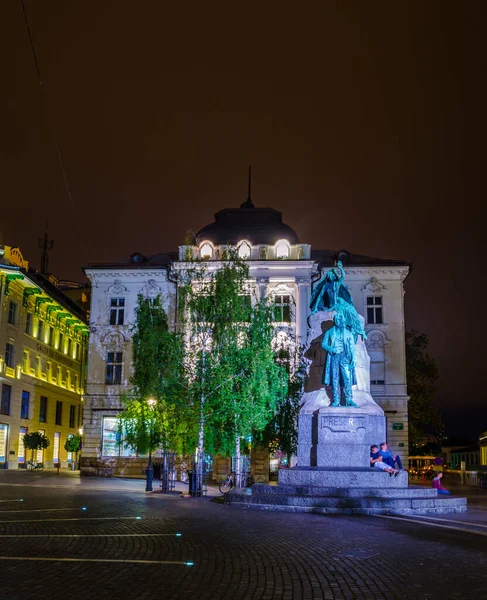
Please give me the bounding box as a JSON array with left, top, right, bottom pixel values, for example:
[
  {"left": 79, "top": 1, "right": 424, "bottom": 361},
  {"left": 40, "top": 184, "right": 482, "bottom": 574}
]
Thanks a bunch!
[{"left": 196, "top": 201, "right": 299, "bottom": 246}]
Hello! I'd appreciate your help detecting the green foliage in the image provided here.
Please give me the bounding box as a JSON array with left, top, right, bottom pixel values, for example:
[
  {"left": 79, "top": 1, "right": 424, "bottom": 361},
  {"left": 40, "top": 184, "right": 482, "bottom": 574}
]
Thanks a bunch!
[
  {"left": 23, "top": 431, "right": 50, "bottom": 451},
  {"left": 179, "top": 253, "right": 287, "bottom": 458},
  {"left": 406, "top": 329, "right": 443, "bottom": 448},
  {"left": 258, "top": 334, "right": 307, "bottom": 460},
  {"left": 23, "top": 431, "right": 50, "bottom": 462},
  {"left": 119, "top": 294, "right": 191, "bottom": 456},
  {"left": 64, "top": 435, "right": 82, "bottom": 453}
]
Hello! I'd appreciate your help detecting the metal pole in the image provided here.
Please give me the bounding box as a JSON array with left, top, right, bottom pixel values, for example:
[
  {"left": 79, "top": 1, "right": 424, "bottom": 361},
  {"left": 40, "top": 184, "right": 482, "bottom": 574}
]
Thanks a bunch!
[{"left": 146, "top": 451, "right": 153, "bottom": 492}]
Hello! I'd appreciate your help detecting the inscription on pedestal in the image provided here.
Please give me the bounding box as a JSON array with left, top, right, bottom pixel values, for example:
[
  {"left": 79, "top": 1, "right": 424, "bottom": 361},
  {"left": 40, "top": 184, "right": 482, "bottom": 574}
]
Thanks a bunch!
[{"left": 321, "top": 416, "right": 365, "bottom": 432}]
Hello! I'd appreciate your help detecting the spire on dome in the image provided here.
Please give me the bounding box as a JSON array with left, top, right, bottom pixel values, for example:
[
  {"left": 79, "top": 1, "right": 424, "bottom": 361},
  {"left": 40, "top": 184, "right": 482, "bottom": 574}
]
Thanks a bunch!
[{"left": 240, "top": 166, "right": 255, "bottom": 209}]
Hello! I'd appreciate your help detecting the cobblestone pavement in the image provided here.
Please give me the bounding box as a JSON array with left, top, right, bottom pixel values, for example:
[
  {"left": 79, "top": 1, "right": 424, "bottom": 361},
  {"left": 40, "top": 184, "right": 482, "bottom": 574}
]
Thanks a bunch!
[{"left": 0, "top": 472, "right": 485, "bottom": 600}]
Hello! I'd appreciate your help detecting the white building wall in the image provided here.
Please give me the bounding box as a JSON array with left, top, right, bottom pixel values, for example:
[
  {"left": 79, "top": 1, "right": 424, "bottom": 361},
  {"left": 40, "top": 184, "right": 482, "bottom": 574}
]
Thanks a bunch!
[
  {"left": 82, "top": 253, "right": 410, "bottom": 469},
  {"left": 83, "top": 270, "right": 174, "bottom": 461}
]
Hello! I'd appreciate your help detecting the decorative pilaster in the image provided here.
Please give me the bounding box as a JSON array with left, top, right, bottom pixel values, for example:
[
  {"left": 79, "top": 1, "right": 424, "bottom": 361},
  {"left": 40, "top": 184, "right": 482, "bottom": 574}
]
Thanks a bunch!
[{"left": 295, "top": 278, "right": 310, "bottom": 345}]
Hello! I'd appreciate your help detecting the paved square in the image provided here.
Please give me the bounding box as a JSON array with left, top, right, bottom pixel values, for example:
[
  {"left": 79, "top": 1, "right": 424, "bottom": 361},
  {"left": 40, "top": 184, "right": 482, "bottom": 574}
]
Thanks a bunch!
[{"left": 0, "top": 472, "right": 485, "bottom": 600}]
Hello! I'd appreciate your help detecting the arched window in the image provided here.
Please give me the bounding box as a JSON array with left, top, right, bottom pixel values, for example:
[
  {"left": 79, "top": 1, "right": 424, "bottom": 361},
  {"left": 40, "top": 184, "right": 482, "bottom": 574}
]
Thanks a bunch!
[
  {"left": 237, "top": 241, "right": 251, "bottom": 259},
  {"left": 199, "top": 242, "right": 213, "bottom": 260},
  {"left": 275, "top": 240, "right": 290, "bottom": 259}
]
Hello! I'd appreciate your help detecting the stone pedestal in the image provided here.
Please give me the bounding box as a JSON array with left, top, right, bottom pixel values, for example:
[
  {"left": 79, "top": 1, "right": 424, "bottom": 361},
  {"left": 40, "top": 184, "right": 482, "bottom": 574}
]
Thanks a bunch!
[{"left": 224, "top": 299, "right": 467, "bottom": 514}]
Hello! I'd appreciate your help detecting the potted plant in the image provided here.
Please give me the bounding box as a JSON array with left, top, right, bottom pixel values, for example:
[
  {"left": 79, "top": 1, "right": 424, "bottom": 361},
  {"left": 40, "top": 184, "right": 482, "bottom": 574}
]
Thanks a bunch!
[
  {"left": 23, "top": 432, "right": 50, "bottom": 470},
  {"left": 64, "top": 435, "right": 82, "bottom": 470}
]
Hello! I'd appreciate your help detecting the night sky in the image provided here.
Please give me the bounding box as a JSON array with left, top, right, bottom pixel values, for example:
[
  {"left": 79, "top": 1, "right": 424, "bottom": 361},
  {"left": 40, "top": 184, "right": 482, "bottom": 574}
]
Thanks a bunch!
[{"left": 1, "top": 2, "right": 485, "bottom": 438}]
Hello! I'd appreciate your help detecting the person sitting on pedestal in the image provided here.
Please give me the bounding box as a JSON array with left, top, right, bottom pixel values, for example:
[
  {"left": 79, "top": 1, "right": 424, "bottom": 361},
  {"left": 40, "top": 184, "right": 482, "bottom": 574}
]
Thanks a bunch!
[
  {"left": 379, "top": 443, "right": 403, "bottom": 471},
  {"left": 321, "top": 311, "right": 358, "bottom": 407},
  {"left": 370, "top": 445, "right": 399, "bottom": 477},
  {"left": 432, "top": 472, "right": 451, "bottom": 495}
]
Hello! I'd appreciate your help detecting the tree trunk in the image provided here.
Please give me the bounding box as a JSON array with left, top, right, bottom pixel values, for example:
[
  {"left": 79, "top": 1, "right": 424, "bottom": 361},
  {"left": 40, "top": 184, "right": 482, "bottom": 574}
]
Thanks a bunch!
[
  {"left": 235, "top": 434, "right": 241, "bottom": 488},
  {"left": 196, "top": 340, "right": 207, "bottom": 496}
]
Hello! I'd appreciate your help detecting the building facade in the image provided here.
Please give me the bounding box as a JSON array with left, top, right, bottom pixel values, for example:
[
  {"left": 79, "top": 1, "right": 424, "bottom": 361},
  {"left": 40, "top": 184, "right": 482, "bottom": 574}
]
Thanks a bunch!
[
  {"left": 0, "top": 246, "right": 88, "bottom": 469},
  {"left": 81, "top": 202, "right": 410, "bottom": 477}
]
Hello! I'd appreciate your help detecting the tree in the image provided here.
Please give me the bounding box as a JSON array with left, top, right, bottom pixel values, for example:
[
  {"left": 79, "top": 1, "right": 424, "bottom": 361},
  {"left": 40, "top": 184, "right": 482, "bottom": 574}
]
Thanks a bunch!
[
  {"left": 406, "top": 330, "right": 443, "bottom": 449},
  {"left": 271, "top": 341, "right": 307, "bottom": 463},
  {"left": 178, "top": 254, "right": 287, "bottom": 488},
  {"left": 118, "top": 294, "right": 188, "bottom": 490},
  {"left": 64, "top": 435, "right": 82, "bottom": 470},
  {"left": 23, "top": 432, "right": 50, "bottom": 464}
]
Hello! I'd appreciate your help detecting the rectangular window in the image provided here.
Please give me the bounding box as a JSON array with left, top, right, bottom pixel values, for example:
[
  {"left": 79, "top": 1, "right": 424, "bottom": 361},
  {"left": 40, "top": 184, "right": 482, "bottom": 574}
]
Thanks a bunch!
[
  {"left": 39, "top": 396, "right": 48, "bottom": 422},
  {"left": 0, "top": 423, "right": 8, "bottom": 463},
  {"left": 55, "top": 401, "right": 63, "bottom": 426},
  {"left": 22, "top": 350, "right": 28, "bottom": 373},
  {"left": 102, "top": 417, "right": 137, "bottom": 457},
  {"left": 21, "top": 391, "right": 30, "bottom": 419},
  {"left": 58, "top": 332, "right": 63, "bottom": 352},
  {"left": 69, "top": 405, "right": 76, "bottom": 428},
  {"left": 5, "top": 343, "right": 14, "bottom": 368},
  {"left": 8, "top": 301, "right": 17, "bottom": 325},
  {"left": 366, "top": 296, "right": 383, "bottom": 324},
  {"left": 53, "top": 432, "right": 60, "bottom": 463},
  {"left": 18, "top": 426, "right": 27, "bottom": 464},
  {"left": 74, "top": 374, "right": 79, "bottom": 392},
  {"left": 67, "top": 337, "right": 72, "bottom": 357},
  {"left": 26, "top": 312, "right": 32, "bottom": 335},
  {"left": 273, "top": 294, "right": 291, "bottom": 323},
  {"left": 110, "top": 298, "right": 125, "bottom": 325},
  {"left": 37, "top": 429, "right": 45, "bottom": 463},
  {"left": 49, "top": 326, "right": 55, "bottom": 347},
  {"left": 105, "top": 352, "right": 123, "bottom": 385},
  {"left": 37, "top": 319, "right": 44, "bottom": 341},
  {"left": 1, "top": 385, "right": 12, "bottom": 415},
  {"left": 67, "top": 433, "right": 74, "bottom": 462}
]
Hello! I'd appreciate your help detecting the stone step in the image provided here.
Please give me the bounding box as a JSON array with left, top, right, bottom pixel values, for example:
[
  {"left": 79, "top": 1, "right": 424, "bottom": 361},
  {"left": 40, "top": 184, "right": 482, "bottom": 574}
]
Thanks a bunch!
[
  {"left": 227, "top": 501, "right": 468, "bottom": 516},
  {"left": 225, "top": 491, "right": 467, "bottom": 515},
  {"left": 252, "top": 483, "right": 438, "bottom": 498}
]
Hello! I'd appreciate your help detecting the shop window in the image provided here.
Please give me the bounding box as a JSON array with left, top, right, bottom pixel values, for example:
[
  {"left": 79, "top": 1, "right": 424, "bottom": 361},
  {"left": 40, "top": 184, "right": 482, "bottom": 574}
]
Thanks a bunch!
[
  {"left": 0, "top": 424, "right": 8, "bottom": 464},
  {"left": 18, "top": 427, "right": 27, "bottom": 464},
  {"left": 21, "top": 391, "right": 30, "bottom": 419},
  {"left": 53, "top": 432, "right": 60, "bottom": 464},
  {"left": 110, "top": 298, "right": 125, "bottom": 325},
  {"left": 102, "top": 417, "right": 138, "bottom": 457}
]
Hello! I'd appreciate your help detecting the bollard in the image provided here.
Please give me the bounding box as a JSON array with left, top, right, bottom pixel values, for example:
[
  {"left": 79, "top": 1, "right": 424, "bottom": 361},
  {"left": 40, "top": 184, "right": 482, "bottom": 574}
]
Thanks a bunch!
[{"left": 56, "top": 462, "right": 60, "bottom": 475}]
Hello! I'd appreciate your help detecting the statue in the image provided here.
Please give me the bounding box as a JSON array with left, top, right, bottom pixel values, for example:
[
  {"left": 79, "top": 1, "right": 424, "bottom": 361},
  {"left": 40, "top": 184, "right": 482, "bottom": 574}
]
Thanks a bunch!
[
  {"left": 321, "top": 312, "right": 358, "bottom": 407},
  {"left": 310, "top": 261, "right": 366, "bottom": 342}
]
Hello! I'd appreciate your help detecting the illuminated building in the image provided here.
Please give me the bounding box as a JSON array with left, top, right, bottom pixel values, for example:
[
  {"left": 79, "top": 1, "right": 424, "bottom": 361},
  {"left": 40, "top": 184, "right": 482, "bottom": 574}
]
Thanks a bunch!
[
  {"left": 82, "top": 201, "right": 410, "bottom": 477},
  {"left": 0, "top": 245, "right": 88, "bottom": 468}
]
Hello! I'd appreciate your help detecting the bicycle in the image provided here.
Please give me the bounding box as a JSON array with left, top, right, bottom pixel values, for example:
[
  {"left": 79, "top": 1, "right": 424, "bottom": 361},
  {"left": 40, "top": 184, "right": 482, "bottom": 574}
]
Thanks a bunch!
[
  {"left": 219, "top": 471, "right": 236, "bottom": 493},
  {"left": 219, "top": 471, "right": 253, "bottom": 493},
  {"left": 26, "top": 461, "right": 43, "bottom": 471}
]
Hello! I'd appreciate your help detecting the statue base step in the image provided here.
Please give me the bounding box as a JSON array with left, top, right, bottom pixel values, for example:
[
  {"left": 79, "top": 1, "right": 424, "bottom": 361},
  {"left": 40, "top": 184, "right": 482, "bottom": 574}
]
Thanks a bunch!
[{"left": 224, "top": 478, "right": 467, "bottom": 515}]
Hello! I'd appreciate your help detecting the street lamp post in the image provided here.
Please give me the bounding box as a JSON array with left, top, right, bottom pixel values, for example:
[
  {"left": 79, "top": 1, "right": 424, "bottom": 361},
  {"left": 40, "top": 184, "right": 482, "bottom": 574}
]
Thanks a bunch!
[{"left": 146, "top": 398, "right": 156, "bottom": 492}]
